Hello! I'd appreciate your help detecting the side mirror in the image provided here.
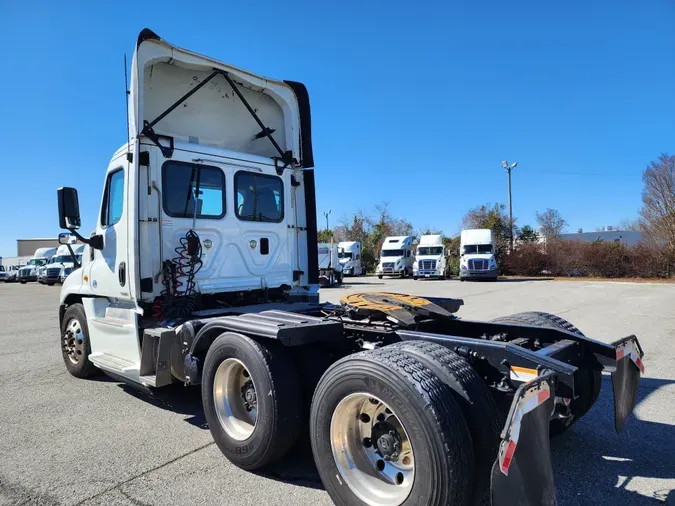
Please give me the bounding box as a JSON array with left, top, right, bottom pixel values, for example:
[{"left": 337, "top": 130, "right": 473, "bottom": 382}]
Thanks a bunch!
[
  {"left": 58, "top": 187, "right": 81, "bottom": 230},
  {"left": 58, "top": 233, "right": 77, "bottom": 245}
]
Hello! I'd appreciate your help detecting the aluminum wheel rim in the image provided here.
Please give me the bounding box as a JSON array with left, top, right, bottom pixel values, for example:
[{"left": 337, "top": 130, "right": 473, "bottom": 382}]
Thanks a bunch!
[
  {"left": 213, "top": 358, "right": 257, "bottom": 441},
  {"left": 63, "top": 319, "right": 85, "bottom": 365},
  {"left": 330, "top": 393, "right": 415, "bottom": 506}
]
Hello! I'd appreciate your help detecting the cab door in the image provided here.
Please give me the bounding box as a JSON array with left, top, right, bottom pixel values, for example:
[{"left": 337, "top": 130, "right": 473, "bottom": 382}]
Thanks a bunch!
[{"left": 88, "top": 164, "right": 131, "bottom": 299}]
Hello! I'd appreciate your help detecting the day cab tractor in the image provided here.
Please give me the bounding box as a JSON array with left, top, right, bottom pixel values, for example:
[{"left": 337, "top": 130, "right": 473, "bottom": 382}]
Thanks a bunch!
[{"left": 56, "top": 29, "right": 644, "bottom": 506}]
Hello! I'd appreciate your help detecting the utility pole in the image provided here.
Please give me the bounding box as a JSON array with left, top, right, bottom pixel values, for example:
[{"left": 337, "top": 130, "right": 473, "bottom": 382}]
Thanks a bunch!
[{"left": 501, "top": 161, "right": 518, "bottom": 251}]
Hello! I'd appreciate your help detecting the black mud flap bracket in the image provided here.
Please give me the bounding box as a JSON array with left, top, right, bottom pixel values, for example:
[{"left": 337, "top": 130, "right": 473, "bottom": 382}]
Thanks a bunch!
[
  {"left": 491, "top": 373, "right": 557, "bottom": 506},
  {"left": 611, "top": 336, "right": 644, "bottom": 432}
]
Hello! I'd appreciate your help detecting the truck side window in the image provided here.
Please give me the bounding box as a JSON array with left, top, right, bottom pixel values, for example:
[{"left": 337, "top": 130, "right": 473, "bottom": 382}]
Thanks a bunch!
[
  {"left": 235, "top": 172, "right": 284, "bottom": 222},
  {"left": 101, "top": 169, "right": 125, "bottom": 227},
  {"left": 162, "top": 161, "right": 225, "bottom": 219}
]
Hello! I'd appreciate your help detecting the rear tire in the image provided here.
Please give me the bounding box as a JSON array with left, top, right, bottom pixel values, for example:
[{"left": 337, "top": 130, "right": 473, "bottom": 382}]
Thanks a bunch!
[
  {"left": 202, "top": 332, "right": 302, "bottom": 470},
  {"left": 490, "top": 311, "right": 602, "bottom": 436},
  {"left": 378, "top": 275, "right": 383, "bottom": 279},
  {"left": 310, "top": 347, "right": 473, "bottom": 506},
  {"left": 61, "top": 303, "right": 98, "bottom": 378},
  {"left": 389, "top": 341, "right": 501, "bottom": 503}
]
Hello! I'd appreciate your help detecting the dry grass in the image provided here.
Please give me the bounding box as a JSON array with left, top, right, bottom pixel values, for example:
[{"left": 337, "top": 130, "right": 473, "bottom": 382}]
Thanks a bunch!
[{"left": 501, "top": 275, "right": 675, "bottom": 284}]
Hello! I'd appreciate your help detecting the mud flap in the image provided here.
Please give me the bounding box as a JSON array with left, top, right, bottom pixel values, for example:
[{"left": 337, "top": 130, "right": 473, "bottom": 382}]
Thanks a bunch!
[
  {"left": 491, "top": 374, "right": 557, "bottom": 506},
  {"left": 612, "top": 338, "right": 644, "bottom": 432}
]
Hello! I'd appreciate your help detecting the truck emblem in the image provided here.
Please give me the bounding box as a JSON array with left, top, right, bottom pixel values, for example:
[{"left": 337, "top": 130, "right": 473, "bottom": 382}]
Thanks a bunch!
[
  {"left": 204, "top": 239, "right": 213, "bottom": 249},
  {"left": 249, "top": 240, "right": 257, "bottom": 249}
]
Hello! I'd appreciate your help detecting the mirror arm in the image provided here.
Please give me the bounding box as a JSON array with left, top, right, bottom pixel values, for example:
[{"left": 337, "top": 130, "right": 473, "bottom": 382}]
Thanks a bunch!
[
  {"left": 65, "top": 244, "right": 81, "bottom": 269},
  {"left": 69, "top": 229, "right": 103, "bottom": 250}
]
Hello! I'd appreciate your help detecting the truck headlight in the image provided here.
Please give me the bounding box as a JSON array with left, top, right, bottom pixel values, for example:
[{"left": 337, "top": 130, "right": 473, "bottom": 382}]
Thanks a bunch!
[
  {"left": 461, "top": 265, "right": 467, "bottom": 271},
  {"left": 30, "top": 269, "right": 37, "bottom": 276}
]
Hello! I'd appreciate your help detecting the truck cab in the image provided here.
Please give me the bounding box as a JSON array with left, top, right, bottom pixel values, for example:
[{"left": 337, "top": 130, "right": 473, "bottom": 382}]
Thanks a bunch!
[
  {"left": 376, "top": 235, "right": 413, "bottom": 278},
  {"left": 413, "top": 234, "right": 448, "bottom": 279},
  {"left": 56, "top": 28, "right": 316, "bottom": 386},
  {"left": 337, "top": 241, "right": 364, "bottom": 276},
  {"left": 40, "top": 244, "right": 85, "bottom": 285},
  {"left": 459, "top": 229, "right": 498, "bottom": 281},
  {"left": 0, "top": 265, "right": 6, "bottom": 282},
  {"left": 19, "top": 247, "right": 57, "bottom": 283}
]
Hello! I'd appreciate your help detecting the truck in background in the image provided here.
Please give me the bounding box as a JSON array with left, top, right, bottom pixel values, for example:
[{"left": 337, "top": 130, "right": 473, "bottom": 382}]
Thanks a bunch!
[
  {"left": 413, "top": 234, "right": 448, "bottom": 280},
  {"left": 318, "top": 242, "right": 343, "bottom": 287},
  {"left": 376, "top": 235, "right": 414, "bottom": 279},
  {"left": 18, "top": 247, "right": 58, "bottom": 283},
  {"left": 459, "top": 229, "right": 498, "bottom": 281},
  {"left": 337, "top": 241, "right": 365, "bottom": 276},
  {"left": 40, "top": 244, "right": 85, "bottom": 286},
  {"left": 0, "top": 265, "right": 6, "bottom": 282}
]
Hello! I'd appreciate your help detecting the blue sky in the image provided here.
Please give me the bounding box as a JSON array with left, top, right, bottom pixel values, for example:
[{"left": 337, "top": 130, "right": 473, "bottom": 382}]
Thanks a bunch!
[{"left": 1, "top": 0, "right": 673, "bottom": 257}]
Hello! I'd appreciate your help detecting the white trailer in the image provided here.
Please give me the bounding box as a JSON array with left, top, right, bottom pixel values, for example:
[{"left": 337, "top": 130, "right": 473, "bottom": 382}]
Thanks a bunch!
[
  {"left": 413, "top": 234, "right": 448, "bottom": 279},
  {"left": 318, "top": 242, "right": 343, "bottom": 287},
  {"left": 337, "top": 241, "right": 365, "bottom": 276},
  {"left": 459, "top": 229, "right": 498, "bottom": 281},
  {"left": 376, "top": 236, "right": 414, "bottom": 278}
]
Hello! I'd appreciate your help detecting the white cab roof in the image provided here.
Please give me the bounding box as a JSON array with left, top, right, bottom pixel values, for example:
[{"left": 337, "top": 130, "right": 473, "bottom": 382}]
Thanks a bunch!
[
  {"left": 418, "top": 234, "right": 443, "bottom": 247},
  {"left": 382, "top": 236, "right": 412, "bottom": 249},
  {"left": 460, "top": 229, "right": 494, "bottom": 245}
]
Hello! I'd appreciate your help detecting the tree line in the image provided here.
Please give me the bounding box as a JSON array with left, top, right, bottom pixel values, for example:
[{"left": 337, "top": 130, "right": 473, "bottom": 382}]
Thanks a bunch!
[{"left": 318, "top": 154, "right": 675, "bottom": 278}]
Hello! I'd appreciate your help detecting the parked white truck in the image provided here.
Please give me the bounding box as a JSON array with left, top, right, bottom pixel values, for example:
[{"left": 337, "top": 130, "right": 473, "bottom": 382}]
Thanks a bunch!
[
  {"left": 337, "top": 241, "right": 364, "bottom": 276},
  {"left": 459, "top": 229, "right": 498, "bottom": 281},
  {"left": 52, "top": 29, "right": 644, "bottom": 506},
  {"left": 413, "top": 234, "right": 448, "bottom": 279},
  {"left": 376, "top": 235, "right": 413, "bottom": 278},
  {"left": 318, "top": 242, "right": 343, "bottom": 287},
  {"left": 40, "top": 244, "right": 85, "bottom": 285},
  {"left": 18, "top": 247, "right": 57, "bottom": 283}
]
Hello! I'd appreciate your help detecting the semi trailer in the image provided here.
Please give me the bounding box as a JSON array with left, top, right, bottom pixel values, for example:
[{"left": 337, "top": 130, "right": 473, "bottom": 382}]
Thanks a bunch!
[
  {"left": 55, "top": 29, "right": 644, "bottom": 506},
  {"left": 318, "top": 242, "right": 343, "bottom": 287}
]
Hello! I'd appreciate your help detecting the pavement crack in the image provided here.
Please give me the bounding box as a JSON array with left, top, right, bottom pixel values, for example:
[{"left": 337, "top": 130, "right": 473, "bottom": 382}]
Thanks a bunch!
[{"left": 73, "top": 441, "right": 215, "bottom": 505}]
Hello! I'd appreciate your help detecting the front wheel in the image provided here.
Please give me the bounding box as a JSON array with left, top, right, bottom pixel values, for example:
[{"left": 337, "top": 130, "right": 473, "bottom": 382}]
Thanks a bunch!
[
  {"left": 378, "top": 275, "right": 383, "bottom": 279},
  {"left": 310, "top": 347, "right": 473, "bottom": 506},
  {"left": 61, "top": 303, "right": 98, "bottom": 378},
  {"left": 202, "top": 332, "right": 302, "bottom": 470}
]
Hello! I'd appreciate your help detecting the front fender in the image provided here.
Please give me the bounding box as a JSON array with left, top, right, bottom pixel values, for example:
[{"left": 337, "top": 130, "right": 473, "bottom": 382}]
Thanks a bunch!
[{"left": 59, "top": 267, "right": 93, "bottom": 305}]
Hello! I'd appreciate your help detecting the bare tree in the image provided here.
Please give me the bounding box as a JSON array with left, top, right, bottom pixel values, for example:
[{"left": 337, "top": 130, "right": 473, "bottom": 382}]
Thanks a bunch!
[
  {"left": 640, "top": 154, "right": 675, "bottom": 253},
  {"left": 618, "top": 217, "right": 642, "bottom": 232},
  {"left": 536, "top": 208, "right": 567, "bottom": 238}
]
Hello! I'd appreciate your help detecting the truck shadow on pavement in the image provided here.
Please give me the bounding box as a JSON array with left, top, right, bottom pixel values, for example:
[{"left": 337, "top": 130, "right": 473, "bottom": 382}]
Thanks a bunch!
[
  {"left": 114, "top": 374, "right": 674, "bottom": 501},
  {"left": 552, "top": 376, "right": 675, "bottom": 505}
]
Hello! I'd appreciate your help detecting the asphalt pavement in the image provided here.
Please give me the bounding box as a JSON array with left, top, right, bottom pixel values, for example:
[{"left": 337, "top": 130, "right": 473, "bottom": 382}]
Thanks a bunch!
[{"left": 0, "top": 278, "right": 673, "bottom": 505}]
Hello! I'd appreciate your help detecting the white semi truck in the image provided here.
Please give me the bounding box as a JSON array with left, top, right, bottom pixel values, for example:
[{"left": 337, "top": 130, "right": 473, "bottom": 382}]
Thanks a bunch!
[
  {"left": 18, "top": 247, "right": 57, "bottom": 283},
  {"left": 376, "top": 235, "right": 414, "bottom": 278},
  {"left": 459, "top": 229, "right": 499, "bottom": 281},
  {"left": 53, "top": 29, "right": 644, "bottom": 506},
  {"left": 317, "top": 242, "right": 343, "bottom": 287},
  {"left": 39, "top": 244, "right": 85, "bottom": 285},
  {"left": 337, "top": 241, "right": 365, "bottom": 276},
  {"left": 413, "top": 234, "right": 448, "bottom": 280}
]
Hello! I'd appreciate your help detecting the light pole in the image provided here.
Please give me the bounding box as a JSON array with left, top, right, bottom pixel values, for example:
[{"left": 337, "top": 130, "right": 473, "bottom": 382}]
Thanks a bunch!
[
  {"left": 323, "top": 210, "right": 331, "bottom": 232},
  {"left": 501, "top": 160, "right": 517, "bottom": 251}
]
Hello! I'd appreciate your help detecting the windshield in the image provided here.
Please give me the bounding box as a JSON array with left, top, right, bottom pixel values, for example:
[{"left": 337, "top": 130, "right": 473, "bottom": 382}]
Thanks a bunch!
[
  {"left": 338, "top": 251, "right": 353, "bottom": 259},
  {"left": 382, "top": 249, "right": 404, "bottom": 257},
  {"left": 28, "top": 258, "right": 48, "bottom": 266},
  {"left": 51, "top": 255, "right": 73, "bottom": 264},
  {"left": 418, "top": 247, "right": 443, "bottom": 256},
  {"left": 463, "top": 244, "right": 493, "bottom": 254}
]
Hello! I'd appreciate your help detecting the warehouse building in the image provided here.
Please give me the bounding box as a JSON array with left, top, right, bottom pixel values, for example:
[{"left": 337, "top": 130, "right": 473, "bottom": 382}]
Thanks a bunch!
[{"left": 16, "top": 238, "right": 61, "bottom": 257}]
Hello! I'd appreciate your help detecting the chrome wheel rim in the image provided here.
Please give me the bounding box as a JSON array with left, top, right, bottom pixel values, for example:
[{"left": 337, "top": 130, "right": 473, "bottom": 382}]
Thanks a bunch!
[
  {"left": 330, "top": 393, "right": 415, "bottom": 506},
  {"left": 63, "top": 319, "right": 84, "bottom": 364},
  {"left": 213, "top": 358, "right": 257, "bottom": 441}
]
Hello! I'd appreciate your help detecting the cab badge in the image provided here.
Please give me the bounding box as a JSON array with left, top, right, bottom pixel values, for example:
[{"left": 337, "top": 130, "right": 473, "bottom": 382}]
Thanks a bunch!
[
  {"left": 249, "top": 240, "right": 257, "bottom": 249},
  {"left": 203, "top": 239, "right": 213, "bottom": 249}
]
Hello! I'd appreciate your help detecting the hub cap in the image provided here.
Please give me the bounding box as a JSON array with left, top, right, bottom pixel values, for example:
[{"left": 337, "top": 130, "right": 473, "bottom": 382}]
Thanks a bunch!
[
  {"left": 62, "top": 319, "right": 85, "bottom": 364},
  {"left": 330, "top": 393, "right": 415, "bottom": 506},
  {"left": 213, "top": 359, "right": 257, "bottom": 441}
]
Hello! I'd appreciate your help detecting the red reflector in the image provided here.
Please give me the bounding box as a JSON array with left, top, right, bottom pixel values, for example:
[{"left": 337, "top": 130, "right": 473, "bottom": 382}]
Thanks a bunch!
[
  {"left": 500, "top": 440, "right": 517, "bottom": 475},
  {"left": 616, "top": 348, "right": 625, "bottom": 360},
  {"left": 635, "top": 356, "right": 645, "bottom": 373},
  {"left": 538, "top": 389, "right": 551, "bottom": 405}
]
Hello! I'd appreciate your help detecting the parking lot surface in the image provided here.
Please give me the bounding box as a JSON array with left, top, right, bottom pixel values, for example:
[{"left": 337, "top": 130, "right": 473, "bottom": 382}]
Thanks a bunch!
[{"left": 1, "top": 278, "right": 673, "bottom": 505}]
